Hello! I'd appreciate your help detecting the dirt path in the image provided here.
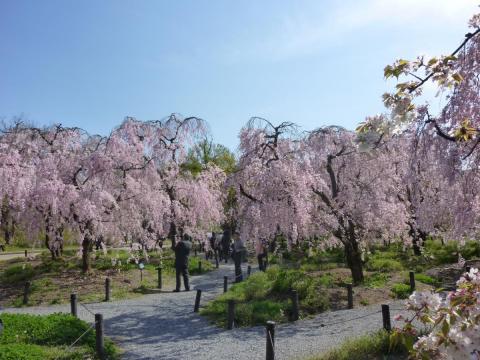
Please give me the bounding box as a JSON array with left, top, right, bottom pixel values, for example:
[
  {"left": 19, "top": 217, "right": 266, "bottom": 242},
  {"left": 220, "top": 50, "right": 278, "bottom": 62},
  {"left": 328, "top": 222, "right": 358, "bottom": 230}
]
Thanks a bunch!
[{"left": 0, "top": 263, "right": 409, "bottom": 360}]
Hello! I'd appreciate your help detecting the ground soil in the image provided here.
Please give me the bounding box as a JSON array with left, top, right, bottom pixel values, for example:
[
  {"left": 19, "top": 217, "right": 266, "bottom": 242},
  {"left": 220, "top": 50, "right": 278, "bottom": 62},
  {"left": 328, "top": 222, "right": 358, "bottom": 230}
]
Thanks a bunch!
[{"left": 0, "top": 255, "right": 177, "bottom": 307}]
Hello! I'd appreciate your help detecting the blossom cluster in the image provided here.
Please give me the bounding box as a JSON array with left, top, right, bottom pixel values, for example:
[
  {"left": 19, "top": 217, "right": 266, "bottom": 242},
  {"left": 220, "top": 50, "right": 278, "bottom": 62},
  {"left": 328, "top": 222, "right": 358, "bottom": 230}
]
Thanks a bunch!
[{"left": 394, "top": 268, "right": 480, "bottom": 359}]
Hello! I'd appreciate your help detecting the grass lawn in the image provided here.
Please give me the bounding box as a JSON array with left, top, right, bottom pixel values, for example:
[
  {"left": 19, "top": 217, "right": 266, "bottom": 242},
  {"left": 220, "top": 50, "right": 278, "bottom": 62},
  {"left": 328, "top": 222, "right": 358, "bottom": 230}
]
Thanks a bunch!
[
  {"left": 306, "top": 330, "right": 408, "bottom": 360},
  {"left": 0, "top": 247, "right": 214, "bottom": 307},
  {"left": 0, "top": 313, "right": 119, "bottom": 359}
]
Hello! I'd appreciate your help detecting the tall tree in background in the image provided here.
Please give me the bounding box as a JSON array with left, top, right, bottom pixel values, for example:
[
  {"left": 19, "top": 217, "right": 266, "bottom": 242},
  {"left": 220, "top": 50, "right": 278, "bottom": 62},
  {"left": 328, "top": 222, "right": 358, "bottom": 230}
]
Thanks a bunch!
[{"left": 182, "top": 138, "right": 236, "bottom": 176}]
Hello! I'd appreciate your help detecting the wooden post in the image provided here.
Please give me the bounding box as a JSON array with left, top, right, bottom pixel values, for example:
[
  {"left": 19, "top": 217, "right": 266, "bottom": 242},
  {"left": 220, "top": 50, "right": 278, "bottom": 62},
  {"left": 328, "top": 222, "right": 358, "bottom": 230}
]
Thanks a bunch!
[
  {"left": 266, "top": 321, "right": 275, "bottom": 360},
  {"left": 24, "top": 249, "right": 28, "bottom": 258},
  {"left": 409, "top": 271, "right": 415, "bottom": 292},
  {"left": 23, "top": 281, "right": 30, "bottom": 305},
  {"left": 347, "top": 284, "right": 353, "bottom": 309},
  {"left": 95, "top": 313, "right": 105, "bottom": 360},
  {"left": 382, "top": 304, "right": 391, "bottom": 332},
  {"left": 70, "top": 293, "right": 78, "bottom": 317},
  {"left": 194, "top": 289, "right": 202, "bottom": 312},
  {"left": 105, "top": 278, "right": 110, "bottom": 302},
  {"left": 157, "top": 266, "right": 162, "bottom": 289},
  {"left": 227, "top": 300, "right": 235, "bottom": 330},
  {"left": 291, "top": 290, "right": 299, "bottom": 321},
  {"left": 140, "top": 269, "right": 143, "bottom": 282},
  {"left": 247, "top": 265, "right": 252, "bottom": 277},
  {"left": 224, "top": 276, "right": 228, "bottom": 293}
]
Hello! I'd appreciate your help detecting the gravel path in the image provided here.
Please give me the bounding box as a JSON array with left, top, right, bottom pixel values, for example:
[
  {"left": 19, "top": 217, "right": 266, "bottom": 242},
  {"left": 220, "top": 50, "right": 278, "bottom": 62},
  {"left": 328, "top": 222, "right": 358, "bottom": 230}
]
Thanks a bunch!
[
  {"left": 0, "top": 262, "right": 410, "bottom": 360},
  {"left": 0, "top": 250, "right": 41, "bottom": 261}
]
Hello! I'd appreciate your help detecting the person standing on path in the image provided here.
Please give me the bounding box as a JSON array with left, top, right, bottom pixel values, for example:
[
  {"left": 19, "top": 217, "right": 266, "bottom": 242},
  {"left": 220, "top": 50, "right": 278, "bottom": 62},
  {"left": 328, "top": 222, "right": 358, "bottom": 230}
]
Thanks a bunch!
[
  {"left": 221, "top": 229, "right": 231, "bottom": 263},
  {"left": 173, "top": 234, "right": 192, "bottom": 292},
  {"left": 231, "top": 231, "right": 246, "bottom": 283}
]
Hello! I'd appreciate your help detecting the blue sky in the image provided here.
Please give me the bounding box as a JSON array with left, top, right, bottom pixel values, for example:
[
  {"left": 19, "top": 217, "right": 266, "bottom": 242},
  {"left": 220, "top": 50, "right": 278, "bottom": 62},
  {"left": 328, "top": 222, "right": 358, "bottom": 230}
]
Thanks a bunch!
[{"left": 1, "top": 0, "right": 478, "bottom": 150}]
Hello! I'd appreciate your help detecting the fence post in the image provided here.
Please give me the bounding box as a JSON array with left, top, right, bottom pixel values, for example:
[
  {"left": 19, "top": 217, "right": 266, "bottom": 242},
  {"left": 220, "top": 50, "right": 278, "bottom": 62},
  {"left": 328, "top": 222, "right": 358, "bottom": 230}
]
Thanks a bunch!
[
  {"left": 247, "top": 265, "right": 252, "bottom": 277},
  {"left": 24, "top": 249, "right": 28, "bottom": 258},
  {"left": 70, "top": 293, "right": 78, "bottom": 317},
  {"left": 105, "top": 278, "right": 110, "bottom": 302},
  {"left": 157, "top": 266, "right": 162, "bottom": 289},
  {"left": 23, "top": 281, "right": 30, "bottom": 305},
  {"left": 382, "top": 304, "right": 391, "bottom": 332},
  {"left": 227, "top": 300, "right": 235, "bottom": 330},
  {"left": 347, "top": 284, "right": 353, "bottom": 309},
  {"left": 409, "top": 271, "right": 415, "bottom": 292},
  {"left": 224, "top": 276, "right": 228, "bottom": 293},
  {"left": 194, "top": 289, "right": 202, "bottom": 313},
  {"left": 290, "top": 290, "right": 299, "bottom": 321},
  {"left": 95, "top": 313, "right": 105, "bottom": 360},
  {"left": 266, "top": 321, "right": 275, "bottom": 360}
]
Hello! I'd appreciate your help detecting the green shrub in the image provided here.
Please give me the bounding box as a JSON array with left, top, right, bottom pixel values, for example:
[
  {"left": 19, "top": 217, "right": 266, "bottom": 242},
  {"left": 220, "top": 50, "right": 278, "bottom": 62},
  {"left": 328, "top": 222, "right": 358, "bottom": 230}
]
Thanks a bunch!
[
  {"left": 363, "top": 273, "right": 390, "bottom": 288},
  {"left": 391, "top": 283, "right": 411, "bottom": 299},
  {"left": 0, "top": 344, "right": 92, "bottom": 360},
  {"left": 302, "top": 290, "right": 330, "bottom": 314},
  {"left": 366, "top": 258, "right": 403, "bottom": 272},
  {"left": 202, "top": 266, "right": 330, "bottom": 327},
  {"left": 1, "top": 264, "right": 35, "bottom": 285},
  {"left": 461, "top": 240, "right": 480, "bottom": 259},
  {"left": 316, "top": 273, "right": 335, "bottom": 288},
  {"left": 405, "top": 273, "right": 438, "bottom": 287},
  {"left": 189, "top": 257, "right": 213, "bottom": 275},
  {"left": 234, "top": 300, "right": 285, "bottom": 326},
  {"left": 270, "top": 268, "right": 304, "bottom": 294},
  {"left": 423, "top": 239, "right": 458, "bottom": 265},
  {"left": 0, "top": 313, "right": 118, "bottom": 358},
  {"left": 243, "top": 272, "right": 272, "bottom": 300},
  {"left": 308, "top": 330, "right": 407, "bottom": 360}
]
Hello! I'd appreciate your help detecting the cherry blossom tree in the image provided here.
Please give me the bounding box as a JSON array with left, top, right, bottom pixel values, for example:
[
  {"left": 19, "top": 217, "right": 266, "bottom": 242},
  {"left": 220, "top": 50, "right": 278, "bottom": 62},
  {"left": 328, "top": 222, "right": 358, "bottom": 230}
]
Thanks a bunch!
[
  {"left": 234, "top": 118, "right": 409, "bottom": 283},
  {"left": 357, "top": 12, "right": 480, "bottom": 156},
  {"left": 0, "top": 114, "right": 226, "bottom": 272},
  {"left": 306, "top": 127, "right": 409, "bottom": 283}
]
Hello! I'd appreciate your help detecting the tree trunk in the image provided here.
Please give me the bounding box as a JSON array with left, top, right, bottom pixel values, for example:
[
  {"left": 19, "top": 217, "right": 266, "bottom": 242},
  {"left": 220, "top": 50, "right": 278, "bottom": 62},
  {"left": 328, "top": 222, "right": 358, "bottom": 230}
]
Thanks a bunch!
[
  {"left": 169, "top": 222, "right": 177, "bottom": 249},
  {"left": 4, "top": 225, "right": 10, "bottom": 245},
  {"left": 408, "top": 221, "right": 423, "bottom": 256},
  {"left": 412, "top": 239, "right": 421, "bottom": 256},
  {"left": 1, "top": 198, "right": 11, "bottom": 245},
  {"left": 82, "top": 235, "right": 92, "bottom": 273},
  {"left": 45, "top": 229, "right": 56, "bottom": 260},
  {"left": 344, "top": 238, "right": 364, "bottom": 285}
]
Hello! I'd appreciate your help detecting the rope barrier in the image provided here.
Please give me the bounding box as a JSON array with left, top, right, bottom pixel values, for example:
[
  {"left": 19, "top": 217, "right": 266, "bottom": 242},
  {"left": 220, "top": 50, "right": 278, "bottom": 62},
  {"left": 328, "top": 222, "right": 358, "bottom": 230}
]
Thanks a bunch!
[
  {"left": 319, "top": 309, "right": 382, "bottom": 327},
  {"left": 79, "top": 302, "right": 95, "bottom": 316}
]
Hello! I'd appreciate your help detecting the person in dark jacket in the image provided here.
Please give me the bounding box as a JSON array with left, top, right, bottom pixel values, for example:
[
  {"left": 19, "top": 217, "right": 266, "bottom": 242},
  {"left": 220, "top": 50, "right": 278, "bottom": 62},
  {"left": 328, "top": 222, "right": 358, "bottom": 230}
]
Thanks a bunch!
[
  {"left": 231, "top": 231, "right": 246, "bottom": 283},
  {"left": 257, "top": 239, "right": 268, "bottom": 271},
  {"left": 221, "top": 229, "right": 231, "bottom": 263},
  {"left": 173, "top": 234, "right": 192, "bottom": 292}
]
